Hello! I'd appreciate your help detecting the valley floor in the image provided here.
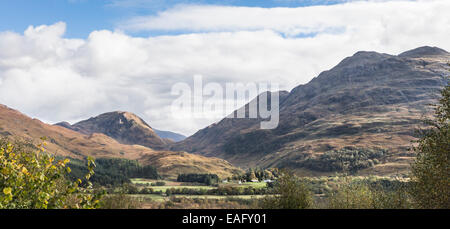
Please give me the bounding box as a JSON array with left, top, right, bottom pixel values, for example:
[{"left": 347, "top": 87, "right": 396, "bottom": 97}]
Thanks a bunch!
[{"left": 100, "top": 175, "right": 412, "bottom": 209}]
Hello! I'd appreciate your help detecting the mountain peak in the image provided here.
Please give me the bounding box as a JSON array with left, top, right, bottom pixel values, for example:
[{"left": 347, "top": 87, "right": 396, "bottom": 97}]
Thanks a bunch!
[
  {"left": 172, "top": 46, "right": 449, "bottom": 172},
  {"left": 398, "top": 46, "right": 449, "bottom": 58},
  {"left": 88, "top": 111, "right": 153, "bottom": 130},
  {"left": 334, "top": 51, "right": 392, "bottom": 69},
  {"left": 118, "top": 111, "right": 152, "bottom": 129},
  {"left": 64, "top": 111, "right": 168, "bottom": 149},
  {"left": 55, "top": 121, "right": 72, "bottom": 129}
]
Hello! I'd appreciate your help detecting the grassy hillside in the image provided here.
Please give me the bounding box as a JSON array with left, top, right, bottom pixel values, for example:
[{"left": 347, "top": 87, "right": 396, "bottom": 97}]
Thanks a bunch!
[
  {"left": 172, "top": 47, "right": 450, "bottom": 176},
  {"left": 0, "top": 104, "right": 241, "bottom": 178}
]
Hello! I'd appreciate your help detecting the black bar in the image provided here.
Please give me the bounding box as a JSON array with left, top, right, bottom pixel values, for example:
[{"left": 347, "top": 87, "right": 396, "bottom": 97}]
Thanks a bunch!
[{"left": 1, "top": 209, "right": 447, "bottom": 228}]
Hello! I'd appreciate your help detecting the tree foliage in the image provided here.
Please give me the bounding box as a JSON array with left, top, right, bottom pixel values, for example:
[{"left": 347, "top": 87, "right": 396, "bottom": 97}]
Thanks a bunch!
[
  {"left": 177, "top": 173, "right": 219, "bottom": 185},
  {"left": 67, "top": 157, "right": 159, "bottom": 186},
  {"left": 100, "top": 193, "right": 142, "bottom": 209},
  {"left": 410, "top": 83, "right": 450, "bottom": 209},
  {"left": 260, "top": 170, "right": 312, "bottom": 209},
  {"left": 0, "top": 138, "right": 102, "bottom": 209},
  {"left": 300, "top": 147, "right": 386, "bottom": 173},
  {"left": 327, "top": 178, "right": 411, "bottom": 209},
  {"left": 232, "top": 168, "right": 279, "bottom": 182}
]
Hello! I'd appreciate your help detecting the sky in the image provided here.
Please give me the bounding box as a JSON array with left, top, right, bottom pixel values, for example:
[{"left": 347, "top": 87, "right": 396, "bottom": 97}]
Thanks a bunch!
[
  {"left": 0, "top": 0, "right": 449, "bottom": 136},
  {"left": 0, "top": 0, "right": 358, "bottom": 38}
]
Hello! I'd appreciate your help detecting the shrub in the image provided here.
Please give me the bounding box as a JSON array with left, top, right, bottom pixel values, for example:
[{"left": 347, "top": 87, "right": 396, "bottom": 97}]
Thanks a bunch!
[
  {"left": 0, "top": 138, "right": 102, "bottom": 209},
  {"left": 152, "top": 181, "right": 166, "bottom": 186},
  {"left": 122, "top": 183, "right": 139, "bottom": 194},
  {"left": 159, "top": 197, "right": 255, "bottom": 209},
  {"left": 259, "top": 170, "right": 312, "bottom": 209},
  {"left": 139, "top": 188, "right": 153, "bottom": 194},
  {"left": 100, "top": 193, "right": 142, "bottom": 209},
  {"left": 327, "top": 178, "right": 412, "bottom": 209}
]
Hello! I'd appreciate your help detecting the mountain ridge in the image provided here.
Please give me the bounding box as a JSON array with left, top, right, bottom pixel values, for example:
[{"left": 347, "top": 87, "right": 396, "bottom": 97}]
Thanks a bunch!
[
  {"left": 2, "top": 46, "right": 448, "bottom": 177},
  {"left": 171, "top": 46, "right": 450, "bottom": 176},
  {"left": 56, "top": 111, "right": 168, "bottom": 150},
  {"left": 398, "top": 46, "right": 449, "bottom": 58},
  {"left": 0, "top": 104, "right": 241, "bottom": 178},
  {"left": 56, "top": 112, "right": 187, "bottom": 144}
]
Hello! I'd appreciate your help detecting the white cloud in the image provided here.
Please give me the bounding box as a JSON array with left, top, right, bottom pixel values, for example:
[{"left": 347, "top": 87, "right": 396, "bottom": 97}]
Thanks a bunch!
[
  {"left": 118, "top": 0, "right": 435, "bottom": 36},
  {"left": 0, "top": 0, "right": 450, "bottom": 136}
]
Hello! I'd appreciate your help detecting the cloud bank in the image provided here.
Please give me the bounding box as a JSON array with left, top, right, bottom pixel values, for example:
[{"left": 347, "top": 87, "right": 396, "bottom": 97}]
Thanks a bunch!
[{"left": 0, "top": 0, "right": 449, "bottom": 136}]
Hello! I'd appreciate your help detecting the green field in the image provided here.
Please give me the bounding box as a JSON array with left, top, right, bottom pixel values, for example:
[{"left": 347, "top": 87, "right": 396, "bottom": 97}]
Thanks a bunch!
[
  {"left": 131, "top": 178, "right": 159, "bottom": 185},
  {"left": 148, "top": 185, "right": 216, "bottom": 192},
  {"left": 131, "top": 178, "right": 268, "bottom": 190},
  {"left": 129, "top": 194, "right": 167, "bottom": 202},
  {"left": 128, "top": 178, "right": 271, "bottom": 203},
  {"left": 129, "top": 194, "right": 270, "bottom": 202},
  {"left": 173, "top": 194, "right": 269, "bottom": 200},
  {"left": 229, "top": 182, "right": 267, "bottom": 189},
  {"left": 131, "top": 178, "right": 215, "bottom": 191}
]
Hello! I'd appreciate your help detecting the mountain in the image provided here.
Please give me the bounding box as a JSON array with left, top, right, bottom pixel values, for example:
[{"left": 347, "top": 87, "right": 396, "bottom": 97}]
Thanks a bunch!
[
  {"left": 56, "top": 112, "right": 186, "bottom": 143},
  {"left": 0, "top": 105, "right": 240, "bottom": 178},
  {"left": 398, "top": 46, "right": 449, "bottom": 58},
  {"left": 56, "top": 111, "right": 168, "bottom": 150},
  {"left": 172, "top": 46, "right": 450, "bottom": 176},
  {"left": 154, "top": 129, "right": 186, "bottom": 142}
]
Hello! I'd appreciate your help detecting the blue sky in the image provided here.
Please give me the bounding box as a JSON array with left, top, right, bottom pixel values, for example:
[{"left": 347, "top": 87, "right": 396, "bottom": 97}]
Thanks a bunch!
[
  {"left": 0, "top": 0, "right": 348, "bottom": 38},
  {"left": 0, "top": 0, "right": 117, "bottom": 38}
]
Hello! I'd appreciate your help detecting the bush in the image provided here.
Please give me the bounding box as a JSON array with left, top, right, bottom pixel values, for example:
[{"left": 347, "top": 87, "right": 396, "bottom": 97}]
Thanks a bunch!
[
  {"left": 151, "top": 181, "right": 166, "bottom": 186},
  {"left": 122, "top": 184, "right": 140, "bottom": 194},
  {"left": 158, "top": 196, "right": 256, "bottom": 209},
  {"left": 0, "top": 138, "right": 102, "bottom": 209},
  {"left": 139, "top": 188, "right": 153, "bottom": 194},
  {"left": 259, "top": 170, "right": 312, "bottom": 209},
  {"left": 100, "top": 193, "right": 142, "bottom": 209},
  {"left": 327, "top": 178, "right": 411, "bottom": 209}
]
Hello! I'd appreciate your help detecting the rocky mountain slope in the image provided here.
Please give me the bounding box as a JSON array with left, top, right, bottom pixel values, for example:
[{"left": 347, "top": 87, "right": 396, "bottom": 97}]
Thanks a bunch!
[
  {"left": 172, "top": 46, "right": 450, "bottom": 176},
  {"left": 56, "top": 111, "right": 167, "bottom": 150},
  {"left": 0, "top": 105, "right": 240, "bottom": 178}
]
